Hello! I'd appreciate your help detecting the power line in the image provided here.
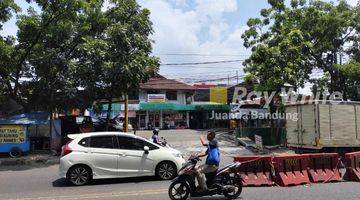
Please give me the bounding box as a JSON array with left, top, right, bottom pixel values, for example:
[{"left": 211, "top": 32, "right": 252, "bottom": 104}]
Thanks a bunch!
[
  {"left": 160, "top": 59, "right": 244, "bottom": 66},
  {"left": 161, "top": 65, "right": 242, "bottom": 69},
  {"left": 156, "top": 53, "right": 250, "bottom": 57},
  {"left": 165, "top": 70, "right": 242, "bottom": 77},
  {"left": 178, "top": 75, "right": 243, "bottom": 82}
]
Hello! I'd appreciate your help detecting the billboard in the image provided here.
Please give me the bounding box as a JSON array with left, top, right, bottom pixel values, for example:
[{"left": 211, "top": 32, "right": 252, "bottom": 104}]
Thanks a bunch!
[{"left": 0, "top": 125, "right": 26, "bottom": 144}]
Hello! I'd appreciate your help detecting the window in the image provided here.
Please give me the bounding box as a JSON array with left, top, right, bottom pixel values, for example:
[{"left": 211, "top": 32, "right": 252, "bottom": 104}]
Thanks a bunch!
[
  {"left": 117, "top": 136, "right": 159, "bottom": 151},
  {"left": 147, "top": 90, "right": 159, "bottom": 94},
  {"left": 90, "top": 136, "right": 115, "bottom": 149},
  {"left": 78, "top": 137, "right": 90, "bottom": 147},
  {"left": 166, "top": 91, "right": 177, "bottom": 101},
  {"left": 144, "top": 140, "right": 159, "bottom": 150}
]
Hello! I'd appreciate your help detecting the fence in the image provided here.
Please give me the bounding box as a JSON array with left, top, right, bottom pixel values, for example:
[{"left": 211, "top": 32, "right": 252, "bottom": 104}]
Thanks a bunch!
[{"left": 234, "top": 127, "right": 286, "bottom": 146}]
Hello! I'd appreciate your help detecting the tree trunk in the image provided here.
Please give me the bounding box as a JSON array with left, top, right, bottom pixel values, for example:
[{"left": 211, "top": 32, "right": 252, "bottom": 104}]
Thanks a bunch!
[
  {"left": 124, "top": 94, "right": 128, "bottom": 132},
  {"left": 49, "top": 92, "right": 54, "bottom": 154},
  {"left": 106, "top": 98, "right": 112, "bottom": 131}
]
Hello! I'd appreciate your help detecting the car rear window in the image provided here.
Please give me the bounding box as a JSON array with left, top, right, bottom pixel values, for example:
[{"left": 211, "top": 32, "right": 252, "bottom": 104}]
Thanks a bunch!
[{"left": 78, "top": 137, "right": 90, "bottom": 147}]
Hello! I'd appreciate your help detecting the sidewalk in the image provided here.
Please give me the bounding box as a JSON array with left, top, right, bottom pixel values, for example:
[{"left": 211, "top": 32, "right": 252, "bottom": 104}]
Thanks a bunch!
[{"left": 0, "top": 154, "right": 59, "bottom": 170}]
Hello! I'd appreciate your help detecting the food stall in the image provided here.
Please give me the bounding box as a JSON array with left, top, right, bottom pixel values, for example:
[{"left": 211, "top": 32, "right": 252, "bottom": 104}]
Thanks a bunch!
[
  {"left": 0, "top": 112, "right": 61, "bottom": 157},
  {"left": 0, "top": 124, "right": 30, "bottom": 157}
]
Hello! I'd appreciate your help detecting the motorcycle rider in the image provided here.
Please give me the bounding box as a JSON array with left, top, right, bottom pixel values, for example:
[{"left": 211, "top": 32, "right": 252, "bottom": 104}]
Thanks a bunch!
[
  {"left": 151, "top": 128, "right": 166, "bottom": 146},
  {"left": 196, "top": 131, "right": 220, "bottom": 192}
]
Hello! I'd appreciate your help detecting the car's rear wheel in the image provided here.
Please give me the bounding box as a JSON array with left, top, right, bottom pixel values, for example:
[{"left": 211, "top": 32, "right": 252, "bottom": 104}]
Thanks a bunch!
[
  {"left": 67, "top": 165, "right": 92, "bottom": 186},
  {"left": 9, "top": 148, "right": 22, "bottom": 158},
  {"left": 156, "top": 161, "right": 177, "bottom": 180}
]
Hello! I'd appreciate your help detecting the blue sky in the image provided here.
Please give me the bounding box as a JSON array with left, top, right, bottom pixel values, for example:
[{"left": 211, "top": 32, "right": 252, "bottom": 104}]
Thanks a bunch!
[{"left": 1, "top": 0, "right": 359, "bottom": 86}]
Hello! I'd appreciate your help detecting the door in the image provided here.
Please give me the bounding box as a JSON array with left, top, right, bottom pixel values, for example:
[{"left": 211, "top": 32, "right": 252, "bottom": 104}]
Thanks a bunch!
[
  {"left": 149, "top": 112, "right": 161, "bottom": 128},
  {"left": 116, "top": 136, "right": 156, "bottom": 177},
  {"left": 300, "top": 104, "right": 317, "bottom": 146},
  {"left": 154, "top": 113, "right": 160, "bottom": 127},
  {"left": 139, "top": 114, "right": 146, "bottom": 129},
  {"left": 286, "top": 105, "right": 300, "bottom": 145},
  {"left": 89, "top": 136, "right": 118, "bottom": 178}
]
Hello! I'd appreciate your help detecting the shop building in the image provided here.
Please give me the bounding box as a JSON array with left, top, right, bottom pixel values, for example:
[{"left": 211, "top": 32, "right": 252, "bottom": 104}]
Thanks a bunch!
[{"left": 137, "top": 76, "right": 196, "bottom": 129}]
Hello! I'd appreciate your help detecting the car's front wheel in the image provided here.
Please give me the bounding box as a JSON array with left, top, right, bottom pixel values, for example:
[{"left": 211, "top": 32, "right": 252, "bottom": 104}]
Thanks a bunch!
[
  {"left": 156, "top": 161, "right": 177, "bottom": 180},
  {"left": 67, "top": 165, "right": 92, "bottom": 186}
]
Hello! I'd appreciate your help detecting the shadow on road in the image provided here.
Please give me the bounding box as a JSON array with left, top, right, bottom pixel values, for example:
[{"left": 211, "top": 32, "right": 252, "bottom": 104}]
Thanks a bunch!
[
  {"left": 0, "top": 163, "right": 58, "bottom": 171},
  {"left": 52, "top": 176, "right": 162, "bottom": 187},
  {"left": 191, "top": 197, "right": 243, "bottom": 200}
]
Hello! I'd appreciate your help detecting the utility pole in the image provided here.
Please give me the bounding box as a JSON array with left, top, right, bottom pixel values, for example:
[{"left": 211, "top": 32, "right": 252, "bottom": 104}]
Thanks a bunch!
[
  {"left": 236, "top": 71, "right": 239, "bottom": 84},
  {"left": 340, "top": 53, "right": 343, "bottom": 65},
  {"left": 124, "top": 94, "right": 129, "bottom": 132},
  {"left": 227, "top": 74, "right": 230, "bottom": 86}
]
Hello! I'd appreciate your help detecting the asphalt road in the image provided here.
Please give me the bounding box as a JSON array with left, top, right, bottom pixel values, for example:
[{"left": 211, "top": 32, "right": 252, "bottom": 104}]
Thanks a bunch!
[
  {"left": 0, "top": 130, "right": 359, "bottom": 200},
  {"left": 0, "top": 164, "right": 359, "bottom": 200}
]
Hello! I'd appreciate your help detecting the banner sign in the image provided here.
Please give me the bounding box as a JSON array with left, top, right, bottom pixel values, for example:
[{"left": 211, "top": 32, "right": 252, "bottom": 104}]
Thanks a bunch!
[
  {"left": 148, "top": 94, "right": 166, "bottom": 103},
  {"left": 0, "top": 125, "right": 26, "bottom": 144},
  {"left": 210, "top": 87, "right": 228, "bottom": 104}
]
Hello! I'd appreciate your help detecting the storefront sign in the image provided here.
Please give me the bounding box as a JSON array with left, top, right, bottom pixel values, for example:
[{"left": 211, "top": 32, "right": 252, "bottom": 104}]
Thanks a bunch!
[
  {"left": 210, "top": 87, "right": 227, "bottom": 104},
  {"left": 0, "top": 125, "right": 26, "bottom": 144},
  {"left": 148, "top": 94, "right": 166, "bottom": 103}
]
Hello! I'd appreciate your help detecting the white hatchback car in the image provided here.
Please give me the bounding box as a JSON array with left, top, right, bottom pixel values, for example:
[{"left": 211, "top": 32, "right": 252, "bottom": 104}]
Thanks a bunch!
[{"left": 59, "top": 132, "right": 185, "bottom": 186}]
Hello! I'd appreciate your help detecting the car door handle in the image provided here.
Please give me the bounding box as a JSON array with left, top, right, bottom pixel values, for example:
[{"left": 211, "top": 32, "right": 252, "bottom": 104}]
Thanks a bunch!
[{"left": 120, "top": 153, "right": 126, "bottom": 157}]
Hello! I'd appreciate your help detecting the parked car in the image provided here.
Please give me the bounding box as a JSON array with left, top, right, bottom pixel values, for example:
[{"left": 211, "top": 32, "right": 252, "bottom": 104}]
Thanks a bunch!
[{"left": 59, "top": 132, "right": 185, "bottom": 186}]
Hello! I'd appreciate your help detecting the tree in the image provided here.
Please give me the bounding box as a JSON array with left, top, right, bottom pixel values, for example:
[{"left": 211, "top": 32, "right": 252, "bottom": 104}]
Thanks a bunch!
[
  {"left": 336, "top": 62, "right": 360, "bottom": 100},
  {"left": 75, "top": 0, "right": 159, "bottom": 129},
  {"left": 16, "top": 0, "right": 100, "bottom": 113},
  {"left": 2, "top": 0, "right": 159, "bottom": 122},
  {"left": 242, "top": 0, "right": 359, "bottom": 99},
  {"left": 0, "top": 0, "right": 20, "bottom": 27},
  {"left": 0, "top": 0, "right": 20, "bottom": 104},
  {"left": 242, "top": 0, "right": 359, "bottom": 139}
]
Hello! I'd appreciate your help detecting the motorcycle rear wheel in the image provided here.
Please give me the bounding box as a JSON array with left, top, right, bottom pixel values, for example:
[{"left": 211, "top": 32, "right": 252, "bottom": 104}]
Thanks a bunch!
[
  {"left": 168, "top": 180, "right": 190, "bottom": 200},
  {"left": 223, "top": 176, "right": 242, "bottom": 199}
]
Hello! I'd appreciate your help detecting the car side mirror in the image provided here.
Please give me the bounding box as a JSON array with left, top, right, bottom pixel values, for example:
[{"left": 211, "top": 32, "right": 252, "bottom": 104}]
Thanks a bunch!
[{"left": 144, "top": 146, "right": 150, "bottom": 154}]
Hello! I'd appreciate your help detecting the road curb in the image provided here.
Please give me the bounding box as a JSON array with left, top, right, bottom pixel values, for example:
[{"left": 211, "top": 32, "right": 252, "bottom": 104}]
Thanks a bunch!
[{"left": 0, "top": 155, "right": 59, "bottom": 167}]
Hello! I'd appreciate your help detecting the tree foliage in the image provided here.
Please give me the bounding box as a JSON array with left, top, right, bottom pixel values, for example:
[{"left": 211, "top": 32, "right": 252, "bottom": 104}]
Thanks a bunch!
[
  {"left": 0, "top": 0, "right": 20, "bottom": 104},
  {"left": 336, "top": 62, "right": 360, "bottom": 100},
  {"left": 1, "top": 0, "right": 159, "bottom": 114},
  {"left": 242, "top": 0, "right": 359, "bottom": 98},
  {"left": 75, "top": 0, "right": 159, "bottom": 101}
]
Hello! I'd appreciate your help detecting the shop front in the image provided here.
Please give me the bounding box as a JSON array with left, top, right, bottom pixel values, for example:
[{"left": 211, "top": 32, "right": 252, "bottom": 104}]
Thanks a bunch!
[
  {"left": 189, "top": 103, "right": 230, "bottom": 129},
  {"left": 138, "top": 103, "right": 194, "bottom": 130}
]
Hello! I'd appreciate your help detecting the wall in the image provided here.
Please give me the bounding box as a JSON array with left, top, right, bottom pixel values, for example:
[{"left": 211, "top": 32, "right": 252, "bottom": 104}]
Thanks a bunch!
[{"left": 139, "top": 89, "right": 189, "bottom": 104}]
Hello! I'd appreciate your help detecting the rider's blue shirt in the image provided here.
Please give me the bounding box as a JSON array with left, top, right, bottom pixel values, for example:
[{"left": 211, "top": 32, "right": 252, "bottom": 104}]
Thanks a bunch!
[{"left": 205, "top": 139, "right": 220, "bottom": 166}]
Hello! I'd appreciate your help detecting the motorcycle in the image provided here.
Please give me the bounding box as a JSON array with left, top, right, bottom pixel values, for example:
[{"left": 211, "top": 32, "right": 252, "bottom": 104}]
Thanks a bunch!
[{"left": 168, "top": 155, "right": 243, "bottom": 200}]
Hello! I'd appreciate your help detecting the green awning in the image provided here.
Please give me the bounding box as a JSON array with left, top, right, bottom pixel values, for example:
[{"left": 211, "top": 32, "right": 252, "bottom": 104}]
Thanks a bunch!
[
  {"left": 102, "top": 103, "right": 121, "bottom": 111},
  {"left": 139, "top": 103, "right": 229, "bottom": 111},
  {"left": 140, "top": 103, "right": 195, "bottom": 111},
  {"left": 194, "top": 104, "right": 230, "bottom": 111},
  {"left": 101, "top": 103, "right": 139, "bottom": 111}
]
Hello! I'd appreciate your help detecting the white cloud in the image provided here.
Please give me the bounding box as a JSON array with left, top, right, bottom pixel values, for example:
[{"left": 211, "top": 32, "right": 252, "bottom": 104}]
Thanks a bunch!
[
  {"left": 139, "top": 0, "right": 247, "bottom": 78},
  {"left": 346, "top": 0, "right": 359, "bottom": 6}
]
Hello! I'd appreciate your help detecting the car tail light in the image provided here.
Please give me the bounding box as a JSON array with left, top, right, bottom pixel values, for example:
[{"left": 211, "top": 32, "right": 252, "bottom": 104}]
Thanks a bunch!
[{"left": 61, "top": 141, "right": 73, "bottom": 157}]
